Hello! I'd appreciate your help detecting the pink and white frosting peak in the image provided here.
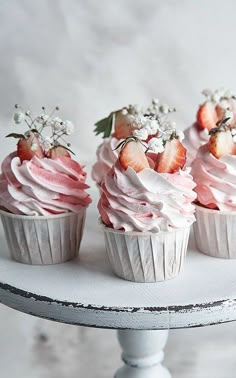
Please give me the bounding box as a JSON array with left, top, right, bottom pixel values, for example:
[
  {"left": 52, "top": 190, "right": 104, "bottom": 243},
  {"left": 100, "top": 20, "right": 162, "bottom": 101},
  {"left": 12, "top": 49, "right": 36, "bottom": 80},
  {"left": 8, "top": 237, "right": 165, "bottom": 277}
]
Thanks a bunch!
[
  {"left": 183, "top": 123, "right": 209, "bottom": 166},
  {"left": 191, "top": 144, "right": 236, "bottom": 211},
  {"left": 0, "top": 153, "right": 92, "bottom": 216},
  {"left": 92, "top": 136, "right": 119, "bottom": 185},
  {"left": 98, "top": 162, "right": 196, "bottom": 232}
]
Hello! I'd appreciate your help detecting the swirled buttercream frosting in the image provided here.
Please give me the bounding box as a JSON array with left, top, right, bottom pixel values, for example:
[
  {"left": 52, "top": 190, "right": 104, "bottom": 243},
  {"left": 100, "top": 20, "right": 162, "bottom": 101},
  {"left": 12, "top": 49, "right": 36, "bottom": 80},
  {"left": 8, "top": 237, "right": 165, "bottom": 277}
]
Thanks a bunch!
[
  {"left": 0, "top": 152, "right": 92, "bottom": 215},
  {"left": 98, "top": 161, "right": 196, "bottom": 232}
]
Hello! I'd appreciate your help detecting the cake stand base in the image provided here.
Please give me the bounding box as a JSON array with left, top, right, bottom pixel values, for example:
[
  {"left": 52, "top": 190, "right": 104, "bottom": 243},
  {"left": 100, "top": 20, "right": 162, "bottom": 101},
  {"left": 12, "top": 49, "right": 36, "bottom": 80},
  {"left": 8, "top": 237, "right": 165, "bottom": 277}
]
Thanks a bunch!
[{"left": 115, "top": 330, "right": 171, "bottom": 378}]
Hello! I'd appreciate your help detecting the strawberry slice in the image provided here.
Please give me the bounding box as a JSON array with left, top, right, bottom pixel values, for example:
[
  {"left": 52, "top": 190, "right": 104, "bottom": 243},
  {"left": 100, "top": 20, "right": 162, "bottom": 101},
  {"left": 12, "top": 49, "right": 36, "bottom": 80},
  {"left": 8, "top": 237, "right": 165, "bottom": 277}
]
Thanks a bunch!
[
  {"left": 215, "top": 104, "right": 226, "bottom": 120},
  {"left": 119, "top": 139, "right": 150, "bottom": 172},
  {"left": 17, "top": 132, "right": 44, "bottom": 162},
  {"left": 47, "top": 146, "right": 71, "bottom": 159},
  {"left": 209, "top": 129, "right": 236, "bottom": 158},
  {"left": 146, "top": 151, "right": 157, "bottom": 169},
  {"left": 155, "top": 139, "right": 186, "bottom": 173},
  {"left": 114, "top": 112, "right": 137, "bottom": 139},
  {"left": 197, "top": 102, "right": 218, "bottom": 131}
]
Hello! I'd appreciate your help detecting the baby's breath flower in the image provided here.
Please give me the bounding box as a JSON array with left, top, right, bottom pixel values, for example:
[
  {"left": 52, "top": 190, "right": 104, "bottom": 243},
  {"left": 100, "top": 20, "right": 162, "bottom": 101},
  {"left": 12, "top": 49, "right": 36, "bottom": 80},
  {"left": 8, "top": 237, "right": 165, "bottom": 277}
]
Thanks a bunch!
[
  {"left": 152, "top": 98, "right": 159, "bottom": 105},
  {"left": 128, "top": 104, "right": 141, "bottom": 115},
  {"left": 133, "top": 128, "right": 148, "bottom": 140},
  {"left": 224, "top": 89, "right": 232, "bottom": 98},
  {"left": 64, "top": 120, "right": 74, "bottom": 135},
  {"left": 134, "top": 114, "right": 148, "bottom": 129},
  {"left": 176, "top": 130, "right": 185, "bottom": 142},
  {"left": 219, "top": 99, "right": 229, "bottom": 110},
  {"left": 52, "top": 117, "right": 64, "bottom": 131},
  {"left": 144, "top": 119, "right": 159, "bottom": 135},
  {"left": 159, "top": 104, "right": 169, "bottom": 114},
  {"left": 37, "top": 114, "right": 50, "bottom": 124},
  {"left": 14, "top": 112, "right": 25, "bottom": 124},
  {"left": 202, "top": 87, "right": 235, "bottom": 105},
  {"left": 212, "top": 92, "right": 221, "bottom": 104},
  {"left": 231, "top": 128, "right": 236, "bottom": 137},
  {"left": 224, "top": 109, "right": 233, "bottom": 123},
  {"left": 148, "top": 137, "right": 165, "bottom": 153},
  {"left": 11, "top": 104, "right": 75, "bottom": 155},
  {"left": 202, "top": 89, "right": 212, "bottom": 97},
  {"left": 215, "top": 87, "right": 225, "bottom": 98}
]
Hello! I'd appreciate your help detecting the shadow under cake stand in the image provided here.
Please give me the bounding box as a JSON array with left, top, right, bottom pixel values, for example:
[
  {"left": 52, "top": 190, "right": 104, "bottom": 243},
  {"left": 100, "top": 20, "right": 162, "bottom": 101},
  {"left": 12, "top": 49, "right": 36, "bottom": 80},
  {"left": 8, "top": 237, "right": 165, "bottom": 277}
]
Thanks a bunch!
[{"left": 0, "top": 204, "right": 236, "bottom": 378}]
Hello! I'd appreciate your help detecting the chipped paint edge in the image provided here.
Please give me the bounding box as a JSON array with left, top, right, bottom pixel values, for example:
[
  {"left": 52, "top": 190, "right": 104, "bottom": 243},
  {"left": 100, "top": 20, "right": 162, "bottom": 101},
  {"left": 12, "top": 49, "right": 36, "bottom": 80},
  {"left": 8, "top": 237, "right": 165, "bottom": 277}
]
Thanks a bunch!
[{"left": 0, "top": 282, "right": 236, "bottom": 329}]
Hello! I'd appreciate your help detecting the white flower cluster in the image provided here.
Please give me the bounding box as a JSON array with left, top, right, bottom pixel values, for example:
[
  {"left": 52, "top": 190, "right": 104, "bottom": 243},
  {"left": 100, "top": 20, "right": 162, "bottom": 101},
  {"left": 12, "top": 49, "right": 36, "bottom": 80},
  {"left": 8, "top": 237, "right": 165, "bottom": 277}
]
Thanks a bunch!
[
  {"left": 224, "top": 109, "right": 234, "bottom": 124},
  {"left": 146, "top": 98, "right": 176, "bottom": 116},
  {"left": 130, "top": 100, "right": 184, "bottom": 153},
  {"left": 202, "top": 88, "right": 235, "bottom": 104},
  {"left": 13, "top": 105, "right": 74, "bottom": 152}
]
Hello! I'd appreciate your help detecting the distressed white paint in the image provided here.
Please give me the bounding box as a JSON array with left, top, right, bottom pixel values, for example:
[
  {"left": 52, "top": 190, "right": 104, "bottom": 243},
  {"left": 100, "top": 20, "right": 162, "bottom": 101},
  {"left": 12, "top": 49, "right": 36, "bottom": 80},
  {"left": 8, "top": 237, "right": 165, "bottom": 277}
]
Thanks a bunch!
[
  {"left": 1, "top": 198, "right": 236, "bottom": 329},
  {"left": 116, "top": 330, "right": 170, "bottom": 378}
]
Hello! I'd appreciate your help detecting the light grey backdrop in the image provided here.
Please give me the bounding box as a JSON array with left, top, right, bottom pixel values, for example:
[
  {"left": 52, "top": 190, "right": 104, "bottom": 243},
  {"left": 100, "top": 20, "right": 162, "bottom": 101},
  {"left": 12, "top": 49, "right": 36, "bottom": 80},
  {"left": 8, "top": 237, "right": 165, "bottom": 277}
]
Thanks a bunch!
[
  {"left": 1, "top": 0, "right": 236, "bottom": 163},
  {"left": 1, "top": 2, "right": 236, "bottom": 377}
]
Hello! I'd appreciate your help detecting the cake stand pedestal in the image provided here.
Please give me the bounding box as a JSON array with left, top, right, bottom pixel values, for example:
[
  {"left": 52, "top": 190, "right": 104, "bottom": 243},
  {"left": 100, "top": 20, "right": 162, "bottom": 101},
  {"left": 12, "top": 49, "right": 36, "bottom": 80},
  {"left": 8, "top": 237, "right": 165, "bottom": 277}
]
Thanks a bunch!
[
  {"left": 0, "top": 204, "right": 236, "bottom": 377},
  {"left": 116, "top": 330, "right": 170, "bottom": 378}
]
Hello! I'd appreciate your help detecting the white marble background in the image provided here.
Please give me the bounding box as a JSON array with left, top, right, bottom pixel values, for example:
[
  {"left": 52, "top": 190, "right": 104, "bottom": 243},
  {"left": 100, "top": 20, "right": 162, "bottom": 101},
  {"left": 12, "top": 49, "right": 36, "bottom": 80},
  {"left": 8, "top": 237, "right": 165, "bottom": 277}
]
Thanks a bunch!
[
  {"left": 1, "top": 0, "right": 236, "bottom": 162},
  {"left": 1, "top": 1, "right": 236, "bottom": 377}
]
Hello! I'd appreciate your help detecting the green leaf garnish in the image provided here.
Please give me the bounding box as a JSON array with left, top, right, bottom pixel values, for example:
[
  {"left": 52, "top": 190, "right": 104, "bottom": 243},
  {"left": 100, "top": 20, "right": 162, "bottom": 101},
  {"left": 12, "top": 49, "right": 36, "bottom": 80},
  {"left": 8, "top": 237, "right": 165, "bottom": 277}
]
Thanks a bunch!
[
  {"left": 5, "top": 133, "right": 25, "bottom": 139},
  {"left": 221, "top": 117, "right": 231, "bottom": 125},
  {"left": 62, "top": 145, "right": 75, "bottom": 155},
  {"left": 114, "top": 136, "right": 148, "bottom": 152},
  {"left": 94, "top": 113, "right": 115, "bottom": 138}
]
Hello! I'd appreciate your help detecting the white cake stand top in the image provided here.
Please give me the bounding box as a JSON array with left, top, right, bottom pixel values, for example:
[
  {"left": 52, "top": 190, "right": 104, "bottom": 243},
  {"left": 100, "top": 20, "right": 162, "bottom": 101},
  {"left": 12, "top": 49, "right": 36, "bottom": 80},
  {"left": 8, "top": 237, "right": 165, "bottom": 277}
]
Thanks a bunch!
[{"left": 0, "top": 202, "right": 236, "bottom": 330}]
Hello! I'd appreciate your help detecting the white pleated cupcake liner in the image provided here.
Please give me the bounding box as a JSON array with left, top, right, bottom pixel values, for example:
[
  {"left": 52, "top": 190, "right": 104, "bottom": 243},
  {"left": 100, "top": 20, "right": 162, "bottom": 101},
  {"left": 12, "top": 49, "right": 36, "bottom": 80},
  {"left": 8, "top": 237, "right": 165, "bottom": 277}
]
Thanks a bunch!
[
  {"left": 0, "top": 209, "right": 86, "bottom": 265},
  {"left": 102, "top": 224, "right": 190, "bottom": 282},
  {"left": 193, "top": 204, "right": 236, "bottom": 259}
]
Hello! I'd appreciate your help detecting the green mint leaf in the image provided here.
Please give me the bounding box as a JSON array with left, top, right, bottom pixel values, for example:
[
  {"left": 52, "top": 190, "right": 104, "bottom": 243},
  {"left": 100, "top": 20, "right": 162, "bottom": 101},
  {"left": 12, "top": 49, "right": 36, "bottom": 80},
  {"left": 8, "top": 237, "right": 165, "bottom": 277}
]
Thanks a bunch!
[
  {"left": 221, "top": 117, "right": 231, "bottom": 125},
  {"left": 94, "top": 113, "right": 114, "bottom": 138},
  {"left": 5, "top": 133, "right": 25, "bottom": 139},
  {"left": 30, "top": 128, "right": 39, "bottom": 134}
]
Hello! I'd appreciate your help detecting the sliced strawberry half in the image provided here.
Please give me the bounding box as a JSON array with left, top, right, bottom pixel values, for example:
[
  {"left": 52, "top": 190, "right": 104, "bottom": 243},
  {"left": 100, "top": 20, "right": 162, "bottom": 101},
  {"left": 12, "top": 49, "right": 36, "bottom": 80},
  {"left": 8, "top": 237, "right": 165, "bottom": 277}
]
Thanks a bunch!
[
  {"left": 209, "top": 129, "right": 236, "bottom": 158},
  {"left": 17, "top": 132, "right": 44, "bottom": 162},
  {"left": 155, "top": 139, "right": 186, "bottom": 173},
  {"left": 197, "top": 102, "right": 218, "bottom": 131},
  {"left": 47, "top": 146, "right": 71, "bottom": 159},
  {"left": 119, "top": 139, "right": 150, "bottom": 172},
  {"left": 114, "top": 112, "right": 137, "bottom": 140}
]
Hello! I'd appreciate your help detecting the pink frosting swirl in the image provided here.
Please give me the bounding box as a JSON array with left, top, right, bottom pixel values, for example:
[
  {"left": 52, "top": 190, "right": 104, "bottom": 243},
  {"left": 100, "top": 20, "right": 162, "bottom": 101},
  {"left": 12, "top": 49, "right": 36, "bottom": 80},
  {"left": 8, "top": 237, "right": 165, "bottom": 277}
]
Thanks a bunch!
[
  {"left": 183, "top": 123, "right": 209, "bottom": 166},
  {"left": 98, "top": 162, "right": 196, "bottom": 232},
  {"left": 0, "top": 152, "right": 92, "bottom": 216},
  {"left": 92, "top": 137, "right": 119, "bottom": 186},
  {"left": 191, "top": 144, "right": 236, "bottom": 211}
]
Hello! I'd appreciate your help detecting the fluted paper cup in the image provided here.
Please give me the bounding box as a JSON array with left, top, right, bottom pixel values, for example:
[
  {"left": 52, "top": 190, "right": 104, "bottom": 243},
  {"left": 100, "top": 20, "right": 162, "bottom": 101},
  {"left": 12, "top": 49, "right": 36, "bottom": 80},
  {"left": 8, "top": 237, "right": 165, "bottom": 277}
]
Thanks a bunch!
[
  {"left": 193, "top": 204, "right": 236, "bottom": 258},
  {"left": 0, "top": 209, "right": 86, "bottom": 265},
  {"left": 102, "top": 223, "right": 190, "bottom": 282}
]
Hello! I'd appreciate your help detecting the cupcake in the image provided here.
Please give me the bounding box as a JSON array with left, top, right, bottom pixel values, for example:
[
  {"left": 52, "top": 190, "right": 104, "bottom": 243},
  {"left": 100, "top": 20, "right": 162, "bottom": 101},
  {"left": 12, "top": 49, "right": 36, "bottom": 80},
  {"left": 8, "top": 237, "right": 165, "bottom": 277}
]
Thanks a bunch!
[
  {"left": 184, "top": 88, "right": 236, "bottom": 165},
  {"left": 191, "top": 110, "right": 236, "bottom": 258},
  {"left": 98, "top": 110, "right": 196, "bottom": 282},
  {"left": 92, "top": 99, "right": 172, "bottom": 187},
  {"left": 0, "top": 105, "right": 92, "bottom": 264}
]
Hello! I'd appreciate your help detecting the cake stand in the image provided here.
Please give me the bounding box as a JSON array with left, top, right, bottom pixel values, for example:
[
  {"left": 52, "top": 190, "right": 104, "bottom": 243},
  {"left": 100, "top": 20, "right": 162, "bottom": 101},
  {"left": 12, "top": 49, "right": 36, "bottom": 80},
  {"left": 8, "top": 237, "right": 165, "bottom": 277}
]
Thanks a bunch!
[{"left": 0, "top": 204, "right": 236, "bottom": 378}]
